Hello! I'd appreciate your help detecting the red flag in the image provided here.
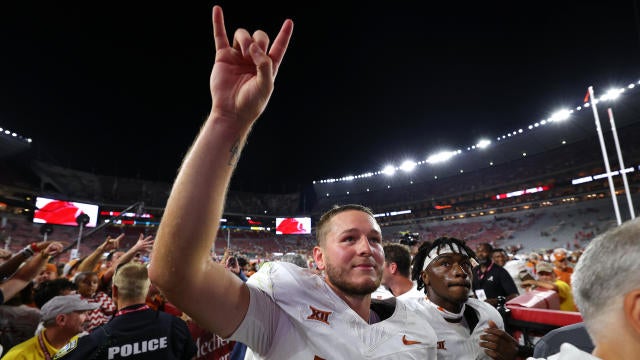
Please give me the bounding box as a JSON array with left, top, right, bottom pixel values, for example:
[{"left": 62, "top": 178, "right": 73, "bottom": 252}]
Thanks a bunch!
[{"left": 583, "top": 90, "right": 590, "bottom": 103}]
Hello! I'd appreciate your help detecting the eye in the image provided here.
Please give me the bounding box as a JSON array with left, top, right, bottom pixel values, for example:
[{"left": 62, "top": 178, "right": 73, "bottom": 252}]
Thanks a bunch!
[{"left": 343, "top": 236, "right": 356, "bottom": 243}]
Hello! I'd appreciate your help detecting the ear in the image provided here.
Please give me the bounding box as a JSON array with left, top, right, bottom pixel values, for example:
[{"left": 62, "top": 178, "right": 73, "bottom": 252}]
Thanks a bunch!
[
  {"left": 313, "top": 246, "right": 325, "bottom": 271},
  {"left": 623, "top": 289, "right": 640, "bottom": 336},
  {"left": 421, "top": 271, "right": 430, "bottom": 286},
  {"left": 389, "top": 262, "right": 398, "bottom": 275},
  {"left": 56, "top": 313, "right": 66, "bottom": 326}
]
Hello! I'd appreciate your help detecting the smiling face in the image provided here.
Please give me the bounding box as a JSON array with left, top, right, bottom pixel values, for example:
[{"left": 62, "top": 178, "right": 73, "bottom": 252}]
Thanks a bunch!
[
  {"left": 314, "top": 209, "right": 384, "bottom": 298},
  {"left": 422, "top": 253, "right": 473, "bottom": 313}
]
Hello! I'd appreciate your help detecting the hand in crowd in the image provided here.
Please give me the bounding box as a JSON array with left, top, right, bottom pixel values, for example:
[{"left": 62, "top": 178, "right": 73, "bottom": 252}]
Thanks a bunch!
[
  {"left": 100, "top": 233, "right": 124, "bottom": 252},
  {"left": 479, "top": 320, "right": 519, "bottom": 359},
  {"left": 42, "top": 241, "right": 64, "bottom": 257},
  {"left": 132, "top": 233, "right": 154, "bottom": 253},
  {"left": 224, "top": 256, "right": 240, "bottom": 275}
]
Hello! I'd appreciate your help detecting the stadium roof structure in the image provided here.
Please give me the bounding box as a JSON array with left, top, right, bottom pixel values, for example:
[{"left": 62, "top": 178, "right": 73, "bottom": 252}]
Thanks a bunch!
[
  {"left": 0, "top": 127, "right": 31, "bottom": 158},
  {"left": 312, "top": 82, "right": 640, "bottom": 198}
]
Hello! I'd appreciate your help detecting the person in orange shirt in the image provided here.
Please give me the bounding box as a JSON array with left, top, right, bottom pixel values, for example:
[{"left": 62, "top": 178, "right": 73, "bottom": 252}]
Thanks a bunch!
[{"left": 551, "top": 248, "right": 573, "bottom": 285}]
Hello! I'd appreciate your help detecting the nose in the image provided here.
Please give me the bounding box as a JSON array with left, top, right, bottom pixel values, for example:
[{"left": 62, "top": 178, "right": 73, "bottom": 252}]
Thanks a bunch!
[
  {"left": 453, "top": 263, "right": 468, "bottom": 277},
  {"left": 355, "top": 236, "right": 374, "bottom": 256}
]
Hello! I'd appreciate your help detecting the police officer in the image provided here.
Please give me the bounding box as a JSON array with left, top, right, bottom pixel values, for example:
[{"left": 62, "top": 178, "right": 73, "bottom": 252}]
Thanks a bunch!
[{"left": 54, "top": 262, "right": 196, "bottom": 359}]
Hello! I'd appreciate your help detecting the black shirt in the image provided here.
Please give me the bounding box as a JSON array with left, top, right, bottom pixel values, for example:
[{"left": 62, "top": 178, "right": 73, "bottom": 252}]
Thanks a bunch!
[
  {"left": 472, "top": 262, "right": 519, "bottom": 300},
  {"left": 54, "top": 304, "right": 197, "bottom": 360}
]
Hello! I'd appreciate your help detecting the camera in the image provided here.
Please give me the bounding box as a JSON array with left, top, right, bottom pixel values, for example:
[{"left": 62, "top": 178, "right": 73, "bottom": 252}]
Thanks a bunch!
[{"left": 400, "top": 232, "right": 419, "bottom": 246}]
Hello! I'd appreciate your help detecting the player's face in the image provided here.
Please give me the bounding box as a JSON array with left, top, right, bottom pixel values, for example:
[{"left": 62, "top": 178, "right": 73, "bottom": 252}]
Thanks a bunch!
[
  {"left": 423, "top": 253, "right": 472, "bottom": 313},
  {"left": 315, "top": 210, "right": 384, "bottom": 297}
]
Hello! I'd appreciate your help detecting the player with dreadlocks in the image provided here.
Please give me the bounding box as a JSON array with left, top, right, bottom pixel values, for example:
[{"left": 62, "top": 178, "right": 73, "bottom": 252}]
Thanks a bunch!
[{"left": 409, "top": 237, "right": 519, "bottom": 360}]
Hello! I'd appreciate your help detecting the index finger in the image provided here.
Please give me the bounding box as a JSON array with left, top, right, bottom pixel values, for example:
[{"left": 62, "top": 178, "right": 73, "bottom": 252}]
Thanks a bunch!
[{"left": 212, "top": 5, "right": 230, "bottom": 51}]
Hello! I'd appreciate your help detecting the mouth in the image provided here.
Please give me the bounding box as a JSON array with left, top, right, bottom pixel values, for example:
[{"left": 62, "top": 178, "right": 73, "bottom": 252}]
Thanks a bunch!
[
  {"left": 448, "top": 282, "right": 471, "bottom": 289},
  {"left": 353, "top": 262, "right": 377, "bottom": 271}
]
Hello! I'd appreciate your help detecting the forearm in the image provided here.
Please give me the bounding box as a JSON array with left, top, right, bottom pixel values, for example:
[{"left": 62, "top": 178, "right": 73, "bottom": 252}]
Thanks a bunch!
[
  {"left": 0, "top": 249, "right": 32, "bottom": 279},
  {"left": 76, "top": 245, "right": 106, "bottom": 273},
  {"left": 149, "top": 115, "right": 249, "bottom": 293},
  {"left": 12, "top": 251, "right": 49, "bottom": 282},
  {"left": 529, "top": 280, "right": 557, "bottom": 291}
]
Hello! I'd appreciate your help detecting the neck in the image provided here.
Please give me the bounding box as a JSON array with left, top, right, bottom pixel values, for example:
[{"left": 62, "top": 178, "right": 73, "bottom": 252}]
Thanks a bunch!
[
  {"left": 117, "top": 298, "right": 146, "bottom": 310},
  {"left": 326, "top": 281, "right": 371, "bottom": 322},
  {"left": 389, "top": 277, "right": 414, "bottom": 297}
]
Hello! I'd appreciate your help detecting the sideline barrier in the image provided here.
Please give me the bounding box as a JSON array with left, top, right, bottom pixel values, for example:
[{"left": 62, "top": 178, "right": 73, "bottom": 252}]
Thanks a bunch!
[{"left": 502, "top": 291, "right": 583, "bottom": 359}]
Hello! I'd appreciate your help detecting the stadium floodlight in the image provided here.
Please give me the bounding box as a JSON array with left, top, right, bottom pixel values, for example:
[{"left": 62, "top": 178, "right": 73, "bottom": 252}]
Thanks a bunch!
[
  {"left": 601, "top": 88, "right": 623, "bottom": 101},
  {"left": 426, "top": 150, "right": 457, "bottom": 164},
  {"left": 399, "top": 160, "right": 417, "bottom": 172},
  {"left": 549, "top": 109, "right": 571, "bottom": 122},
  {"left": 476, "top": 139, "right": 491, "bottom": 149},
  {"left": 382, "top": 165, "right": 396, "bottom": 176}
]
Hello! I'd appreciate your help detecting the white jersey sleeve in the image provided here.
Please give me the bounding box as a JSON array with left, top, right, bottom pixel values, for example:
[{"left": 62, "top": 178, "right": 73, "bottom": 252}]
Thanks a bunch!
[{"left": 229, "top": 261, "right": 438, "bottom": 359}]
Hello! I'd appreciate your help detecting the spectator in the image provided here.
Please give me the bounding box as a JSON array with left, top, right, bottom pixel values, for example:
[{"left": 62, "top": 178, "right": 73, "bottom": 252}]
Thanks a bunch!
[
  {"left": 0, "top": 242, "right": 63, "bottom": 305},
  {"left": 33, "top": 263, "right": 60, "bottom": 289},
  {"left": 528, "top": 216, "right": 640, "bottom": 359},
  {"left": 521, "top": 262, "right": 577, "bottom": 312},
  {"left": 97, "top": 234, "right": 154, "bottom": 297},
  {"left": 1, "top": 294, "right": 97, "bottom": 359},
  {"left": 0, "top": 283, "right": 41, "bottom": 354},
  {"left": 74, "top": 271, "right": 116, "bottom": 331},
  {"left": 494, "top": 248, "right": 530, "bottom": 294},
  {"left": 149, "top": 6, "right": 439, "bottom": 358},
  {"left": 33, "top": 278, "right": 77, "bottom": 309},
  {"left": 411, "top": 238, "right": 519, "bottom": 359},
  {"left": 472, "top": 243, "right": 519, "bottom": 307},
  {"left": 53, "top": 262, "right": 197, "bottom": 359},
  {"left": 551, "top": 248, "right": 573, "bottom": 286}
]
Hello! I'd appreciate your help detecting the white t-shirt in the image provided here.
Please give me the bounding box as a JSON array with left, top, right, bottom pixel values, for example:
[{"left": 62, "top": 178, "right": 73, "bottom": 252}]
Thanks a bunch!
[
  {"left": 406, "top": 297, "right": 506, "bottom": 360},
  {"left": 229, "top": 262, "right": 438, "bottom": 359},
  {"left": 527, "top": 343, "right": 601, "bottom": 360}
]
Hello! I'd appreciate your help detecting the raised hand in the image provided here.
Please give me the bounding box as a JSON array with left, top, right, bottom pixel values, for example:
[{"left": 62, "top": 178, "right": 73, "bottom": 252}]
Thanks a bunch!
[{"left": 209, "top": 5, "right": 293, "bottom": 128}]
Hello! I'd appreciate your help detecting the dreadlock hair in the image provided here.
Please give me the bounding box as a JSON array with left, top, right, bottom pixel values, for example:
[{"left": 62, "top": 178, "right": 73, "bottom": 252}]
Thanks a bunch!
[{"left": 411, "top": 237, "right": 476, "bottom": 292}]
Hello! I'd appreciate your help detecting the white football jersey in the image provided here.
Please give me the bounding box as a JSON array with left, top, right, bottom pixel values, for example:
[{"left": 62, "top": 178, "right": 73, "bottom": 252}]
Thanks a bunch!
[
  {"left": 229, "top": 262, "right": 437, "bottom": 359},
  {"left": 407, "top": 297, "right": 505, "bottom": 360}
]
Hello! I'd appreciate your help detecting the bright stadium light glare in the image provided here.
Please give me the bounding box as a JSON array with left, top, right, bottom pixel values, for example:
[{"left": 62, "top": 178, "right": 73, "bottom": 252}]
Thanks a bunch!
[
  {"left": 399, "top": 160, "right": 417, "bottom": 172},
  {"left": 382, "top": 165, "right": 396, "bottom": 176},
  {"left": 549, "top": 109, "right": 570, "bottom": 122},
  {"left": 601, "top": 88, "right": 623, "bottom": 101},
  {"left": 476, "top": 139, "right": 491, "bottom": 149},
  {"left": 426, "top": 150, "right": 457, "bottom": 164}
]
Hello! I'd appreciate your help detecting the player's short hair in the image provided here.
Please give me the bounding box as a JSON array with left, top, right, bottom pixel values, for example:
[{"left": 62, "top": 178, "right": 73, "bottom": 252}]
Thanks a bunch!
[
  {"left": 411, "top": 237, "right": 476, "bottom": 292},
  {"left": 315, "top": 204, "right": 376, "bottom": 246},
  {"left": 383, "top": 243, "right": 412, "bottom": 278}
]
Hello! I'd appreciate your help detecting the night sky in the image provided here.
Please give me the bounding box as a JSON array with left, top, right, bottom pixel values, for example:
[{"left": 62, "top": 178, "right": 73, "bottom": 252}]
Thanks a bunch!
[{"left": 2, "top": 2, "right": 640, "bottom": 193}]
